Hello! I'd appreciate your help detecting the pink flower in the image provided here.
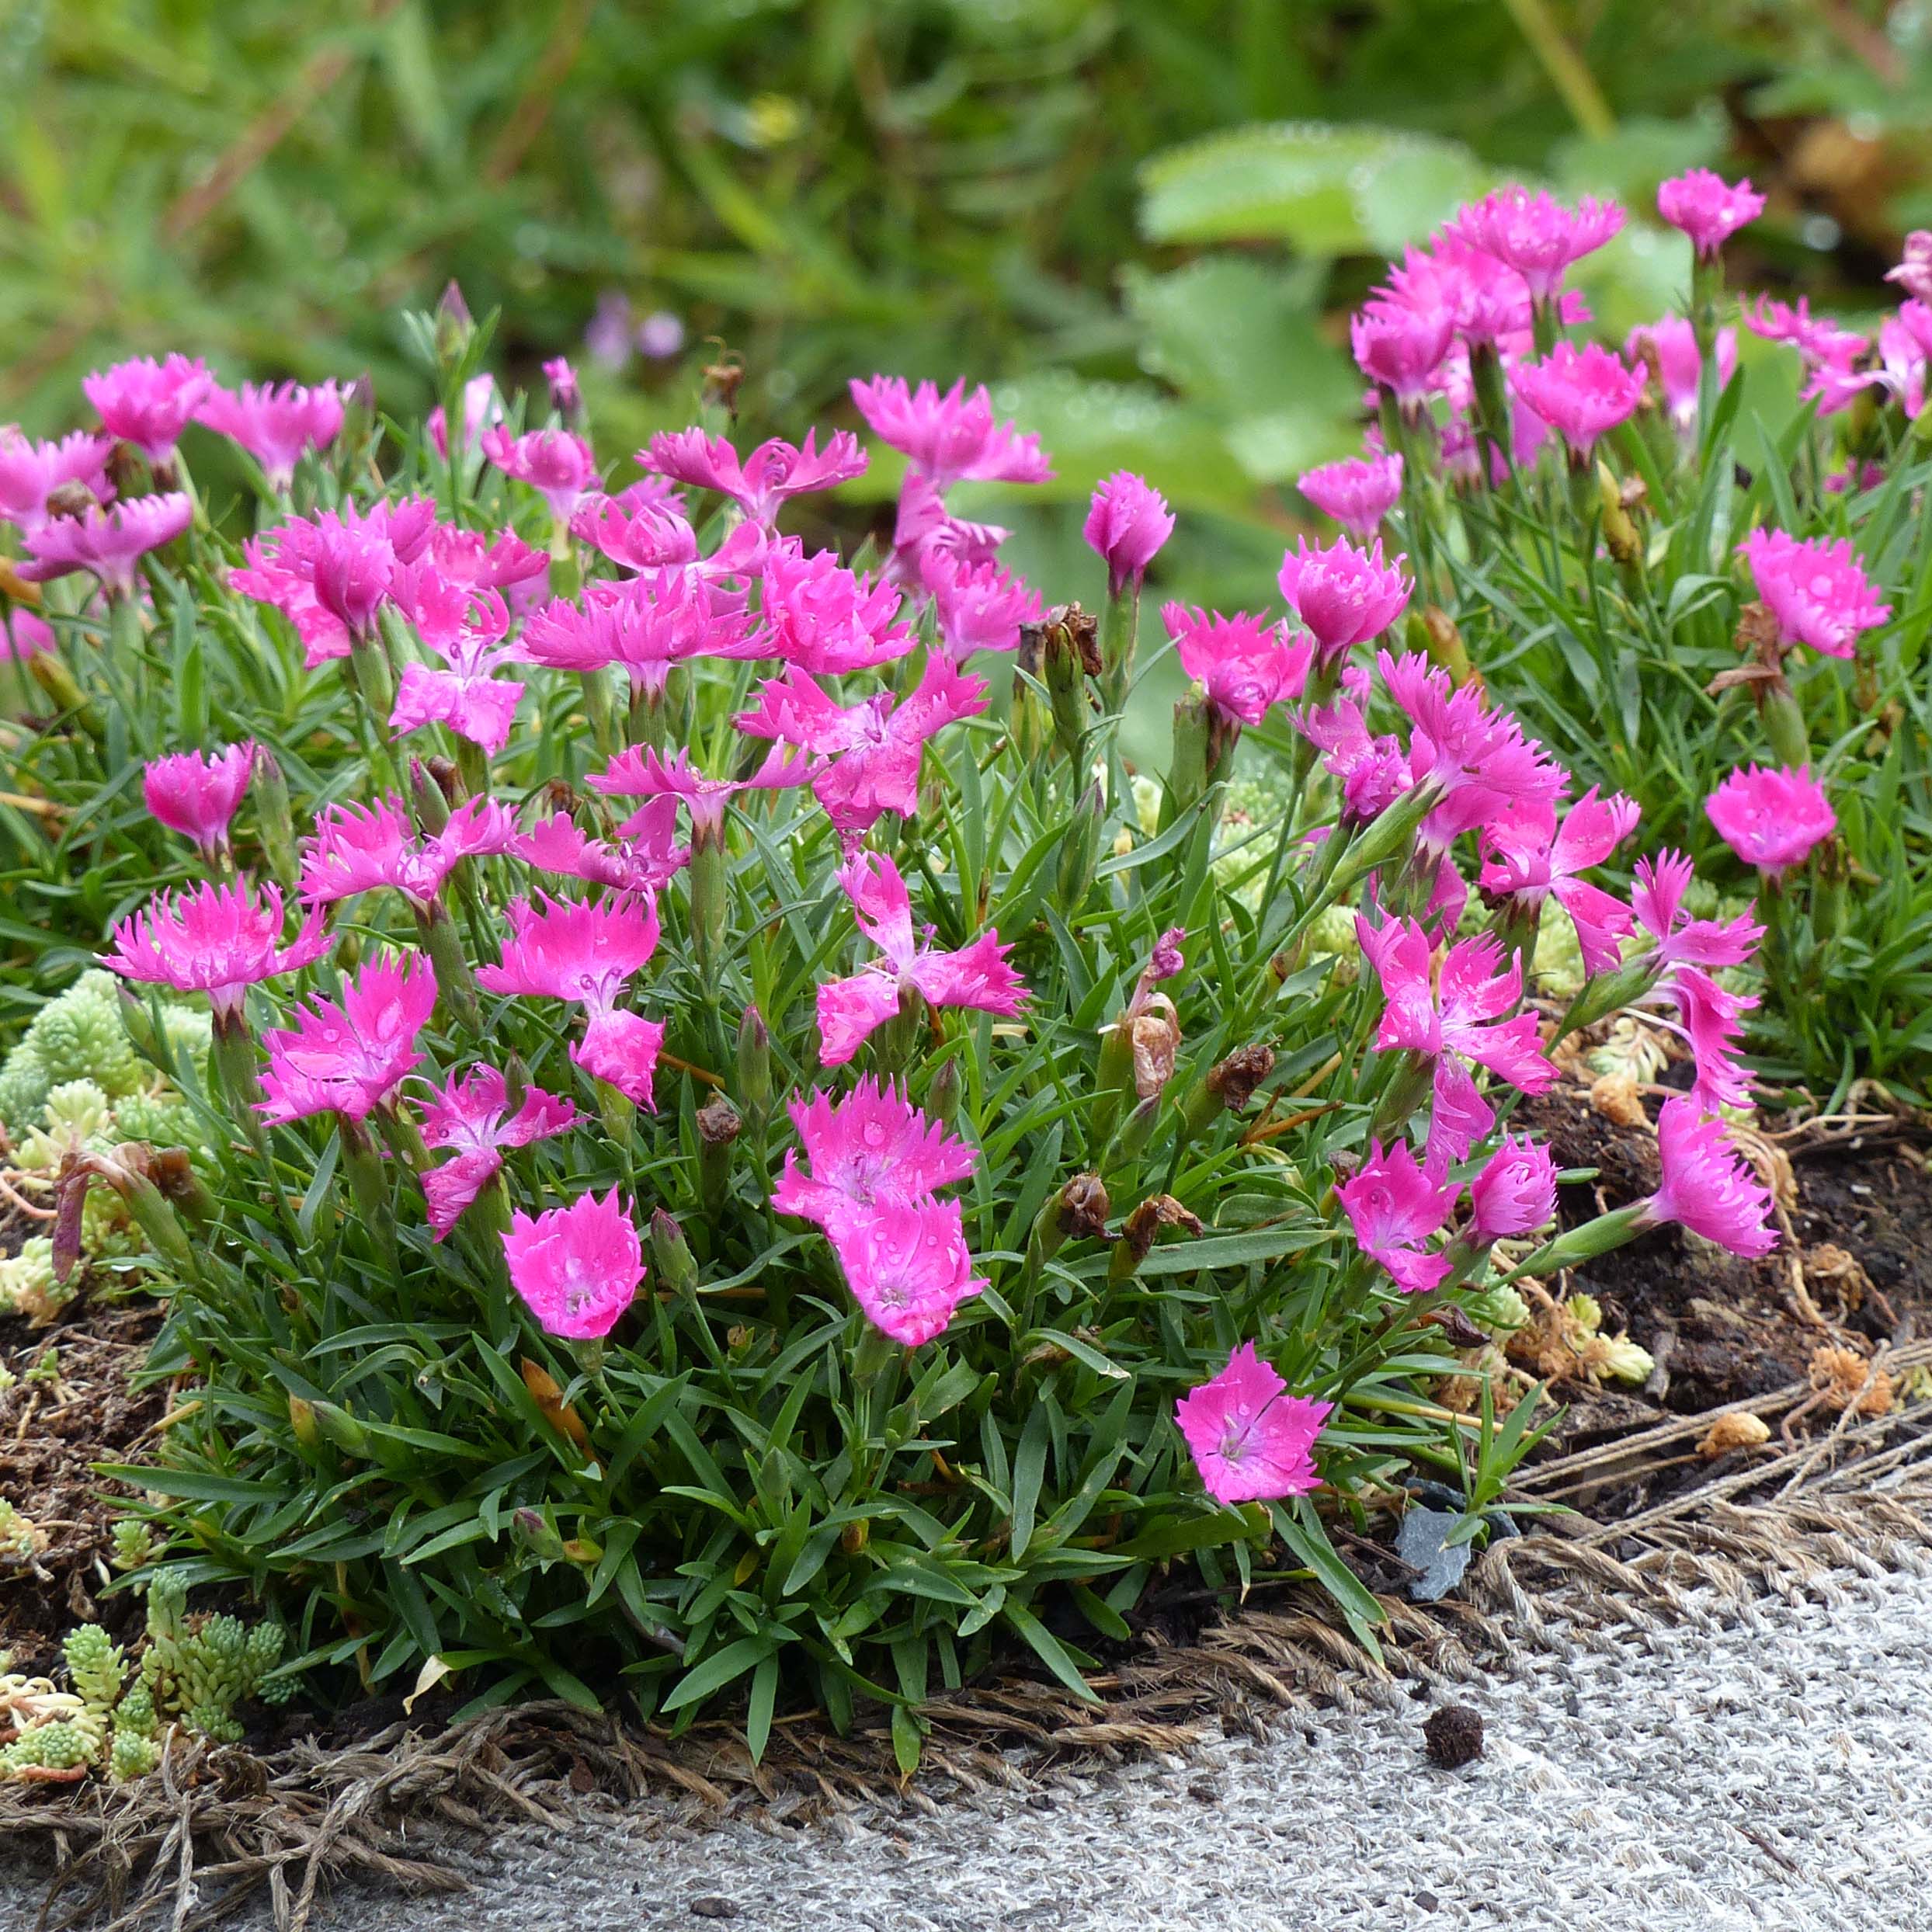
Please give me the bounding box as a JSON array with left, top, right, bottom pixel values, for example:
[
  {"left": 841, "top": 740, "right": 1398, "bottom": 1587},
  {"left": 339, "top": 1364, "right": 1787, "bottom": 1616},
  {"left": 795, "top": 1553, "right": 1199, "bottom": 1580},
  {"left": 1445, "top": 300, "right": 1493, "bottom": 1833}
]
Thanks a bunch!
[
  {"left": 568, "top": 494, "right": 699, "bottom": 572},
  {"left": 1379, "top": 651, "right": 1565, "bottom": 851},
  {"left": 918, "top": 551, "right": 1042, "bottom": 662},
  {"left": 1705, "top": 765, "right": 1835, "bottom": 877},
  {"left": 428, "top": 374, "right": 501, "bottom": 460},
  {"left": 1885, "top": 231, "right": 1932, "bottom": 304},
  {"left": 475, "top": 892, "right": 663, "bottom": 1104},
  {"left": 1277, "top": 537, "right": 1411, "bottom": 666},
  {"left": 1469, "top": 1135, "right": 1558, "bottom": 1242},
  {"left": 1508, "top": 342, "right": 1645, "bottom": 458},
  {"left": 760, "top": 542, "right": 915, "bottom": 675},
  {"left": 1454, "top": 188, "right": 1625, "bottom": 304},
  {"left": 1737, "top": 529, "right": 1890, "bottom": 659},
  {"left": 101, "top": 878, "right": 330, "bottom": 1019},
  {"left": 889, "top": 473, "right": 1009, "bottom": 582},
  {"left": 1297, "top": 453, "right": 1404, "bottom": 538},
  {"left": 1083, "top": 472, "right": 1174, "bottom": 597},
  {"left": 735, "top": 655, "right": 987, "bottom": 838},
  {"left": 817, "top": 851, "right": 1026, "bottom": 1065},
  {"left": 143, "top": 742, "right": 255, "bottom": 860},
  {"left": 2, "top": 609, "right": 54, "bottom": 661},
  {"left": 1657, "top": 964, "right": 1757, "bottom": 1115},
  {"left": 1166, "top": 604, "right": 1310, "bottom": 728},
  {"left": 419, "top": 1064, "right": 577, "bottom": 1239},
  {"left": 771, "top": 1077, "right": 977, "bottom": 1232},
  {"left": 1379, "top": 228, "right": 1592, "bottom": 348},
  {"left": 591, "top": 742, "right": 811, "bottom": 843},
  {"left": 520, "top": 572, "right": 765, "bottom": 697},
  {"left": 641, "top": 427, "right": 867, "bottom": 527},
  {"left": 1638, "top": 1097, "right": 1776, "bottom": 1258},
  {"left": 1625, "top": 318, "right": 1737, "bottom": 431},
  {"left": 1335, "top": 1140, "right": 1459, "bottom": 1294},
  {"left": 514, "top": 797, "right": 689, "bottom": 895},
  {"left": 1297, "top": 693, "right": 1412, "bottom": 824},
  {"left": 481, "top": 426, "right": 599, "bottom": 522},
  {"left": 1656, "top": 170, "right": 1765, "bottom": 257},
  {"left": 1358, "top": 918, "right": 1556, "bottom": 1162},
  {"left": 83, "top": 355, "right": 212, "bottom": 464},
  {"left": 502, "top": 1187, "right": 644, "bottom": 1340},
  {"left": 301, "top": 794, "right": 518, "bottom": 909},
  {"left": 1175, "top": 1343, "right": 1330, "bottom": 1504},
  {"left": 387, "top": 575, "right": 525, "bottom": 754},
  {"left": 1479, "top": 788, "right": 1641, "bottom": 976},
  {"left": 544, "top": 357, "right": 581, "bottom": 419},
  {"left": 19, "top": 493, "right": 192, "bottom": 600},
  {"left": 258, "top": 953, "right": 437, "bottom": 1126},
  {"left": 825, "top": 1198, "right": 986, "bottom": 1346},
  {"left": 0, "top": 429, "right": 116, "bottom": 534},
  {"left": 196, "top": 380, "right": 346, "bottom": 489},
  {"left": 848, "top": 376, "right": 1052, "bottom": 488},
  {"left": 1631, "top": 850, "right": 1763, "bottom": 972},
  {"left": 1350, "top": 301, "right": 1453, "bottom": 409}
]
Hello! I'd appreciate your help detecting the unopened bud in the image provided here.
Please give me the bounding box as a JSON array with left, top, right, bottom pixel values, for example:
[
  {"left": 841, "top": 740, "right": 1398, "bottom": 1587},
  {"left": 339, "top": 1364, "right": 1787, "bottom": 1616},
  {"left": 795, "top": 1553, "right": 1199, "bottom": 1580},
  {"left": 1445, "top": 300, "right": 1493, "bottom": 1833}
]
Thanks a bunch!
[
  {"left": 251, "top": 747, "right": 300, "bottom": 884},
  {"left": 1597, "top": 461, "right": 1642, "bottom": 567},
  {"left": 650, "top": 1209, "right": 698, "bottom": 1297},
  {"left": 512, "top": 1507, "right": 567, "bottom": 1564},
  {"left": 409, "top": 756, "right": 458, "bottom": 835},
  {"left": 736, "top": 1006, "right": 771, "bottom": 1114},
  {"left": 435, "top": 280, "right": 474, "bottom": 363},
  {"left": 311, "top": 1399, "right": 372, "bottom": 1459},
  {"left": 1055, "top": 780, "right": 1103, "bottom": 916},
  {"left": 926, "top": 1054, "right": 961, "bottom": 1121},
  {"left": 289, "top": 1397, "right": 321, "bottom": 1454},
  {"left": 1033, "top": 603, "right": 1100, "bottom": 763}
]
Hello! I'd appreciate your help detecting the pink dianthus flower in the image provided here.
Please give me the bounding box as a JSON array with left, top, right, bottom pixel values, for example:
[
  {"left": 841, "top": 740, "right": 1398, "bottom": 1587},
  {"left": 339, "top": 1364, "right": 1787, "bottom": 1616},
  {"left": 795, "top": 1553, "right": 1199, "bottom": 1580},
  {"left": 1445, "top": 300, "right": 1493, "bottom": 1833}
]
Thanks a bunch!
[
  {"left": 101, "top": 878, "right": 329, "bottom": 1019},
  {"left": 143, "top": 742, "right": 256, "bottom": 860},
  {"left": 258, "top": 953, "right": 437, "bottom": 1126},
  {"left": 1737, "top": 529, "right": 1890, "bottom": 659},
  {"left": 1705, "top": 765, "right": 1835, "bottom": 877},
  {"left": 1335, "top": 1140, "right": 1459, "bottom": 1294},
  {"left": 419, "top": 1064, "right": 577, "bottom": 1239},
  {"left": 502, "top": 1187, "right": 644, "bottom": 1340},
  {"left": 1176, "top": 1343, "right": 1330, "bottom": 1504}
]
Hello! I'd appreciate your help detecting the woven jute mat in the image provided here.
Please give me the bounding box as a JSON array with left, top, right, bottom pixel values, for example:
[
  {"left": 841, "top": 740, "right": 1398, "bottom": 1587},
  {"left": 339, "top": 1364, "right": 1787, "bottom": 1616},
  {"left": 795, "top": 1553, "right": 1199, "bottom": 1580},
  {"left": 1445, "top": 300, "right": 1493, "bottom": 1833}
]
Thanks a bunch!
[{"left": 9, "top": 1350, "right": 1932, "bottom": 1932}]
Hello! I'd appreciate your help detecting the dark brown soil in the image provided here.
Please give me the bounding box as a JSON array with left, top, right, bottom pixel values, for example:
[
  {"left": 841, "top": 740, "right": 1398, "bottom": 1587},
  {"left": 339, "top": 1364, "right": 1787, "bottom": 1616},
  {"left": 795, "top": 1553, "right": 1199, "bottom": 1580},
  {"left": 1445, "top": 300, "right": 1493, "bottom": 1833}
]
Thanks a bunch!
[{"left": 0, "top": 1294, "right": 167, "bottom": 1673}]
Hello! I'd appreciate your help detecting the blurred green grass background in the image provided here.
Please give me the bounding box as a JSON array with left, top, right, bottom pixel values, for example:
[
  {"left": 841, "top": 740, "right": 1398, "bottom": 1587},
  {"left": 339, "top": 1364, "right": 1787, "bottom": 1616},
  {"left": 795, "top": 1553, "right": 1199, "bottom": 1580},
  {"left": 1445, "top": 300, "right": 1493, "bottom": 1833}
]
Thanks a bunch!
[{"left": 9, "top": 0, "right": 1931, "bottom": 646}]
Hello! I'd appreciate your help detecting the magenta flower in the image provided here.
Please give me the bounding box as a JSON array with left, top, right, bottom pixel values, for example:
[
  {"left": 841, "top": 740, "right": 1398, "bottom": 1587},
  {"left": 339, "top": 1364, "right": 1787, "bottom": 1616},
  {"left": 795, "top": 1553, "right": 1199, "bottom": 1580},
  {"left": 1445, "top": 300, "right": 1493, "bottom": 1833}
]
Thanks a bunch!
[
  {"left": 481, "top": 426, "right": 598, "bottom": 522},
  {"left": 1631, "top": 850, "right": 1763, "bottom": 973},
  {"left": 1378, "top": 652, "right": 1565, "bottom": 852},
  {"left": 1706, "top": 765, "right": 1835, "bottom": 877},
  {"left": 1350, "top": 301, "right": 1453, "bottom": 410},
  {"left": 641, "top": 427, "right": 867, "bottom": 527},
  {"left": 825, "top": 1197, "right": 986, "bottom": 1347},
  {"left": 1625, "top": 318, "right": 1737, "bottom": 431},
  {"left": 1479, "top": 788, "right": 1641, "bottom": 976},
  {"left": 1656, "top": 170, "right": 1766, "bottom": 257},
  {"left": 83, "top": 355, "right": 212, "bottom": 464},
  {"left": 771, "top": 1077, "right": 978, "bottom": 1233},
  {"left": 568, "top": 494, "right": 698, "bottom": 572},
  {"left": 258, "top": 953, "right": 437, "bottom": 1127},
  {"left": 475, "top": 892, "right": 663, "bottom": 1106},
  {"left": 2, "top": 609, "right": 54, "bottom": 661},
  {"left": 1358, "top": 918, "right": 1557, "bottom": 1161},
  {"left": 1737, "top": 529, "right": 1890, "bottom": 659},
  {"left": 1508, "top": 343, "right": 1645, "bottom": 459},
  {"left": 918, "top": 552, "right": 1042, "bottom": 662},
  {"left": 1336, "top": 1140, "right": 1459, "bottom": 1294},
  {"left": 1277, "top": 536, "right": 1412, "bottom": 667},
  {"left": 1638, "top": 1097, "right": 1776, "bottom": 1258},
  {"left": 1166, "top": 604, "right": 1310, "bottom": 728},
  {"left": 1175, "top": 1343, "right": 1330, "bottom": 1505},
  {"left": 1741, "top": 296, "right": 1867, "bottom": 368},
  {"left": 0, "top": 429, "right": 116, "bottom": 534},
  {"left": 1454, "top": 188, "right": 1625, "bottom": 304},
  {"left": 1297, "top": 453, "right": 1404, "bottom": 538},
  {"left": 735, "top": 655, "right": 987, "bottom": 838},
  {"left": 544, "top": 357, "right": 581, "bottom": 419},
  {"left": 196, "top": 380, "right": 346, "bottom": 490},
  {"left": 1296, "top": 693, "right": 1411, "bottom": 824},
  {"left": 301, "top": 794, "right": 518, "bottom": 910},
  {"left": 890, "top": 473, "right": 1009, "bottom": 583},
  {"left": 144, "top": 742, "right": 256, "bottom": 860},
  {"left": 428, "top": 374, "right": 501, "bottom": 460},
  {"left": 101, "top": 878, "right": 330, "bottom": 1019},
  {"left": 1657, "top": 964, "right": 1757, "bottom": 1116},
  {"left": 502, "top": 1187, "right": 644, "bottom": 1340},
  {"left": 1083, "top": 472, "right": 1174, "bottom": 598},
  {"left": 514, "top": 797, "right": 690, "bottom": 895},
  {"left": 19, "top": 493, "right": 192, "bottom": 601},
  {"left": 521, "top": 573, "right": 767, "bottom": 697},
  {"left": 761, "top": 542, "right": 916, "bottom": 675},
  {"left": 387, "top": 576, "right": 525, "bottom": 754},
  {"left": 419, "top": 1064, "right": 577, "bottom": 1239},
  {"left": 817, "top": 851, "right": 1025, "bottom": 1065},
  {"left": 1886, "top": 231, "right": 1932, "bottom": 304},
  {"left": 848, "top": 376, "right": 1051, "bottom": 488},
  {"left": 1469, "top": 1135, "right": 1558, "bottom": 1243},
  {"left": 591, "top": 742, "right": 811, "bottom": 843}
]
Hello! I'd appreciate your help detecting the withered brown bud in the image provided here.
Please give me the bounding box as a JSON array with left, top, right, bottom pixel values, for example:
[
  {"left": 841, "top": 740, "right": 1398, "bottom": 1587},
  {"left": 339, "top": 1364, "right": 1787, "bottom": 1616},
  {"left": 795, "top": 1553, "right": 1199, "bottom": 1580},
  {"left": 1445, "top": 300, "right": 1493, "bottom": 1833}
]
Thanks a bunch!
[
  {"left": 1023, "top": 602, "right": 1102, "bottom": 677},
  {"left": 44, "top": 480, "right": 100, "bottom": 522},
  {"left": 1426, "top": 1305, "right": 1489, "bottom": 1351},
  {"left": 1056, "top": 1172, "right": 1111, "bottom": 1242},
  {"left": 540, "top": 776, "right": 579, "bottom": 818},
  {"left": 1128, "top": 993, "right": 1180, "bottom": 1100},
  {"left": 697, "top": 1095, "right": 743, "bottom": 1146},
  {"left": 423, "top": 755, "right": 464, "bottom": 804},
  {"left": 1206, "top": 1044, "right": 1276, "bottom": 1114},
  {"left": 1121, "top": 1194, "right": 1204, "bottom": 1265}
]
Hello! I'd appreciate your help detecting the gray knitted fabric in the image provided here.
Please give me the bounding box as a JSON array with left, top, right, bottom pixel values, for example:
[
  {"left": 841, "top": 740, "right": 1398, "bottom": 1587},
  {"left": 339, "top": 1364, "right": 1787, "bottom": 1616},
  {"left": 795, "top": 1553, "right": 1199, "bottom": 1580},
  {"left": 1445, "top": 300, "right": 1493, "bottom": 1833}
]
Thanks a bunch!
[{"left": 53, "top": 1562, "right": 1923, "bottom": 1932}]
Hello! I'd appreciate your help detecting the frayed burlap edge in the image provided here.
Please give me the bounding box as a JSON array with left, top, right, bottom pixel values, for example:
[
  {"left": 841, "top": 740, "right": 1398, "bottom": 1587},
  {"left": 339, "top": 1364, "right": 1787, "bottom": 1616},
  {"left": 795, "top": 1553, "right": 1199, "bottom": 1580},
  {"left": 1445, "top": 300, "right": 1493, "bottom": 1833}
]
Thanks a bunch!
[{"left": 9, "top": 1370, "right": 1932, "bottom": 1932}]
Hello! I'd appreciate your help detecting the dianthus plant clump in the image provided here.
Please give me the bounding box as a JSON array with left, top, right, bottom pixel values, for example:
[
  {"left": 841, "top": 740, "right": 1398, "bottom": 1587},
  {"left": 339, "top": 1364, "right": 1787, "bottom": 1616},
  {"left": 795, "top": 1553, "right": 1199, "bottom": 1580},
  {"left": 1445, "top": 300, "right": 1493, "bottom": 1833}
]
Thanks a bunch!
[{"left": 0, "top": 296, "right": 1770, "bottom": 1754}]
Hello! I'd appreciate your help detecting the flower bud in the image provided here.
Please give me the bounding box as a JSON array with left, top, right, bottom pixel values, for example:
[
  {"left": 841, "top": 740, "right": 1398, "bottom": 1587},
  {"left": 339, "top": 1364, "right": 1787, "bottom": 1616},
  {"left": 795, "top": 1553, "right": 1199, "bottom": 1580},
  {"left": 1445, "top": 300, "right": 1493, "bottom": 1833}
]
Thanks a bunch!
[
  {"left": 1597, "top": 461, "right": 1642, "bottom": 568},
  {"left": 926, "top": 1053, "right": 961, "bottom": 1122},
  {"left": 250, "top": 747, "right": 300, "bottom": 885},
  {"left": 311, "top": 1398, "right": 372, "bottom": 1460},
  {"left": 1083, "top": 471, "right": 1174, "bottom": 600},
  {"left": 1033, "top": 603, "right": 1100, "bottom": 763},
  {"left": 650, "top": 1208, "right": 698, "bottom": 1298},
  {"left": 1054, "top": 780, "right": 1103, "bottom": 916},
  {"left": 736, "top": 1005, "right": 771, "bottom": 1114},
  {"left": 512, "top": 1507, "right": 567, "bottom": 1565},
  {"left": 288, "top": 1395, "right": 321, "bottom": 1455},
  {"left": 435, "top": 280, "right": 475, "bottom": 364}
]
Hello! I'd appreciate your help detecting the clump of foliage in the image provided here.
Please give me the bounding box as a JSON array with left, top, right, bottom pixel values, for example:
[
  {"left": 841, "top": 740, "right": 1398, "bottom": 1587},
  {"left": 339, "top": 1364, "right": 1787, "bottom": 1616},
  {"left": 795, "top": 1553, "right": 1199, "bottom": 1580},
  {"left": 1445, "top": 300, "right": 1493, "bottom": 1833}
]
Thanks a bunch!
[
  {"left": 0, "top": 261, "right": 1780, "bottom": 1761},
  {"left": 0, "top": 1578, "right": 287, "bottom": 1783}
]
